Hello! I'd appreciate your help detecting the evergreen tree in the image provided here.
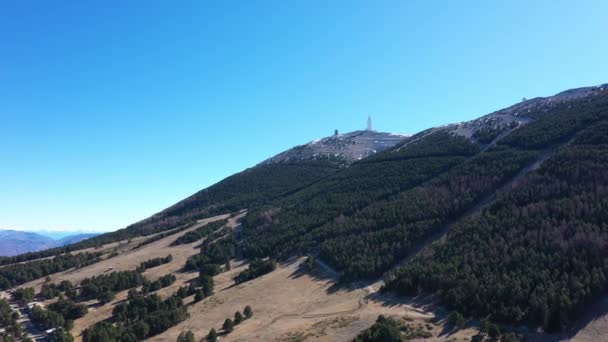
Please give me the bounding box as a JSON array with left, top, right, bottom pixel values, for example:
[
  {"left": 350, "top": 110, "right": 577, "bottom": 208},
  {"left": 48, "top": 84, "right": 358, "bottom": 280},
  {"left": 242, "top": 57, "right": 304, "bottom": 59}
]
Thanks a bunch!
[
  {"left": 244, "top": 305, "right": 253, "bottom": 319},
  {"left": 223, "top": 318, "right": 234, "bottom": 333},
  {"left": 206, "top": 328, "right": 217, "bottom": 342},
  {"left": 200, "top": 275, "right": 214, "bottom": 297},
  {"left": 305, "top": 256, "right": 315, "bottom": 271},
  {"left": 194, "top": 289, "right": 204, "bottom": 303},
  {"left": 176, "top": 330, "right": 195, "bottom": 342},
  {"left": 353, "top": 315, "right": 401, "bottom": 342},
  {"left": 234, "top": 311, "right": 243, "bottom": 325},
  {"left": 97, "top": 290, "right": 115, "bottom": 304},
  {"left": 13, "top": 287, "right": 35, "bottom": 304}
]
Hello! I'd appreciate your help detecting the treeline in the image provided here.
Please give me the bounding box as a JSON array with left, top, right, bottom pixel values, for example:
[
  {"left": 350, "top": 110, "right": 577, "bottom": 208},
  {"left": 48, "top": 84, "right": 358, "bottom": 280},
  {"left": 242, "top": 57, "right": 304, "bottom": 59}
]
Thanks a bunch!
[
  {"left": 40, "top": 280, "right": 75, "bottom": 299},
  {"left": 79, "top": 271, "right": 144, "bottom": 302},
  {"left": 499, "top": 91, "right": 608, "bottom": 149},
  {"left": 175, "top": 283, "right": 198, "bottom": 299},
  {"left": 244, "top": 139, "right": 536, "bottom": 279},
  {"left": 0, "top": 298, "right": 23, "bottom": 340},
  {"left": 241, "top": 92, "right": 608, "bottom": 283},
  {"left": 141, "top": 274, "right": 176, "bottom": 294},
  {"left": 185, "top": 237, "right": 235, "bottom": 272},
  {"left": 194, "top": 224, "right": 233, "bottom": 249},
  {"left": 13, "top": 287, "right": 35, "bottom": 303},
  {"left": 0, "top": 252, "right": 102, "bottom": 290},
  {"left": 82, "top": 161, "right": 340, "bottom": 258},
  {"left": 0, "top": 159, "right": 338, "bottom": 269},
  {"left": 136, "top": 255, "right": 173, "bottom": 272},
  {"left": 317, "top": 147, "right": 536, "bottom": 279},
  {"left": 48, "top": 297, "right": 88, "bottom": 321},
  {"left": 182, "top": 236, "right": 236, "bottom": 302},
  {"left": 472, "top": 121, "right": 514, "bottom": 144},
  {"left": 234, "top": 259, "right": 276, "bottom": 284},
  {"left": 173, "top": 270, "right": 214, "bottom": 306},
  {"left": 242, "top": 132, "right": 477, "bottom": 261},
  {"left": 30, "top": 296, "right": 88, "bottom": 334},
  {"left": 385, "top": 114, "right": 608, "bottom": 330},
  {"left": 80, "top": 233, "right": 236, "bottom": 341},
  {"left": 173, "top": 271, "right": 214, "bottom": 303},
  {"left": 30, "top": 305, "right": 71, "bottom": 331},
  {"left": 364, "top": 130, "right": 479, "bottom": 162},
  {"left": 171, "top": 219, "right": 228, "bottom": 246},
  {"left": 84, "top": 292, "right": 188, "bottom": 341},
  {"left": 132, "top": 224, "right": 195, "bottom": 250},
  {"left": 144, "top": 161, "right": 340, "bottom": 232}
]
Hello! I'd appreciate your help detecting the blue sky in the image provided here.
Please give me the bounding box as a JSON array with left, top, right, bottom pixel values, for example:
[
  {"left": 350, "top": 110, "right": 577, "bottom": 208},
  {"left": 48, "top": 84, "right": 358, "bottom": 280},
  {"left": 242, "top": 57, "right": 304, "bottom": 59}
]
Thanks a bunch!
[{"left": 1, "top": 1, "right": 606, "bottom": 232}]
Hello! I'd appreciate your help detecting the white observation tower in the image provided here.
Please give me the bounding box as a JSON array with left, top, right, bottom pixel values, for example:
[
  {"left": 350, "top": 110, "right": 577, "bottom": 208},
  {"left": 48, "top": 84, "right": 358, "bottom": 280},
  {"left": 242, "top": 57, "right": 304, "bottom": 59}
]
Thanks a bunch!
[{"left": 367, "top": 116, "right": 373, "bottom": 131}]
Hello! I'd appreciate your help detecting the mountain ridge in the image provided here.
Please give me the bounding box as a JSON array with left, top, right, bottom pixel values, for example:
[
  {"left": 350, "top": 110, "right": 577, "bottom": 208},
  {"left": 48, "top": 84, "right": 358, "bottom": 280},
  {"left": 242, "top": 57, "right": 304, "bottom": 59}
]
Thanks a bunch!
[
  {"left": 0, "top": 229, "right": 99, "bottom": 256},
  {"left": 5, "top": 83, "right": 606, "bottom": 260},
  {"left": 2, "top": 83, "right": 608, "bottom": 341}
]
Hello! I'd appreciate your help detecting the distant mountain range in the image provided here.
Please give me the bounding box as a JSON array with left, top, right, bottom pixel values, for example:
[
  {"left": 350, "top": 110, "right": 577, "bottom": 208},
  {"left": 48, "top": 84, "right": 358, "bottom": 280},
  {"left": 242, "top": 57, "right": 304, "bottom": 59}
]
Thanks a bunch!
[{"left": 0, "top": 230, "right": 99, "bottom": 256}]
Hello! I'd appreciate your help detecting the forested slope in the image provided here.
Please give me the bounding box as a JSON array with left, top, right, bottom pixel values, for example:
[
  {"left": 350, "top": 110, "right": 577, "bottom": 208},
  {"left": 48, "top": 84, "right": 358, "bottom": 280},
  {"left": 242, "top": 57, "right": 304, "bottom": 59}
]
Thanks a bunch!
[
  {"left": 385, "top": 91, "right": 608, "bottom": 331},
  {"left": 241, "top": 132, "right": 481, "bottom": 265},
  {"left": 242, "top": 88, "right": 608, "bottom": 288},
  {"left": 0, "top": 160, "right": 341, "bottom": 267}
]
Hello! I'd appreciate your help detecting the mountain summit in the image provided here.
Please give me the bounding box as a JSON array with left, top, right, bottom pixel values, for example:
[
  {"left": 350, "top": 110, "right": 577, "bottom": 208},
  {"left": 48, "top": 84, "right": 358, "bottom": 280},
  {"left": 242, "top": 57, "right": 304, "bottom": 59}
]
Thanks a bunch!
[{"left": 262, "top": 130, "right": 408, "bottom": 165}]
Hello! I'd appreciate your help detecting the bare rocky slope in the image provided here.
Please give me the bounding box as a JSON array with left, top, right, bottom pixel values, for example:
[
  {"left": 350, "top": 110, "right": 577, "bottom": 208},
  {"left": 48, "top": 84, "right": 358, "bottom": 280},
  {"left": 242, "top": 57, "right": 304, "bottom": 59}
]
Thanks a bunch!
[{"left": 261, "top": 130, "right": 408, "bottom": 164}]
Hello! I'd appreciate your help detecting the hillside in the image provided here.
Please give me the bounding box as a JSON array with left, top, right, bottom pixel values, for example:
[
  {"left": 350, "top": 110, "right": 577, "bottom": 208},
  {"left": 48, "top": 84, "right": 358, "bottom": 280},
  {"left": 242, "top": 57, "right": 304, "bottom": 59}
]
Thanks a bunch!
[
  {"left": 1, "top": 83, "right": 608, "bottom": 341},
  {"left": 0, "top": 129, "right": 406, "bottom": 264}
]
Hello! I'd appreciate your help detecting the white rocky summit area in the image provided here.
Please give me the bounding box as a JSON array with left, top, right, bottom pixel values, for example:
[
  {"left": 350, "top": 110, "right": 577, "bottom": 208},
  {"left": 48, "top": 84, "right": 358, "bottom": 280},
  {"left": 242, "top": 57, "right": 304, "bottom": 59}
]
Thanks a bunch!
[
  {"left": 264, "top": 83, "right": 608, "bottom": 164},
  {"left": 262, "top": 117, "right": 409, "bottom": 164}
]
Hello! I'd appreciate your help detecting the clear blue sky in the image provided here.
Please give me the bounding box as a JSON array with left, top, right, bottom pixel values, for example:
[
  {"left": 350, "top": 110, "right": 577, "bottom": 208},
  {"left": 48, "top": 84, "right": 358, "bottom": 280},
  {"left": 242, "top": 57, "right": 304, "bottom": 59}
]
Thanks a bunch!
[{"left": 1, "top": 1, "right": 606, "bottom": 232}]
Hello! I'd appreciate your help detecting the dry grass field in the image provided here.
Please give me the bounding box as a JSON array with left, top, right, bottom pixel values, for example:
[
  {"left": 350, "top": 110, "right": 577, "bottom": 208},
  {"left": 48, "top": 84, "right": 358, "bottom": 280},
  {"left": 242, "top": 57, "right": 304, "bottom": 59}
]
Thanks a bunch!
[
  {"left": 13, "top": 213, "right": 243, "bottom": 341},
  {"left": 151, "top": 257, "right": 479, "bottom": 342},
  {"left": 15, "top": 209, "right": 608, "bottom": 341},
  {"left": 18, "top": 213, "right": 234, "bottom": 293}
]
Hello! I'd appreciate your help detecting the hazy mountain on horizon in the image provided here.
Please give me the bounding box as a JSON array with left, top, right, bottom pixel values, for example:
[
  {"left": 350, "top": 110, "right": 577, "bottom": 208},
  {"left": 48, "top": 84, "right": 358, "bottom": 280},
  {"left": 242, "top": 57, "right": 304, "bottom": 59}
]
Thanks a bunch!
[
  {"left": 0, "top": 229, "right": 99, "bottom": 256},
  {"left": 29, "top": 229, "right": 103, "bottom": 240}
]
